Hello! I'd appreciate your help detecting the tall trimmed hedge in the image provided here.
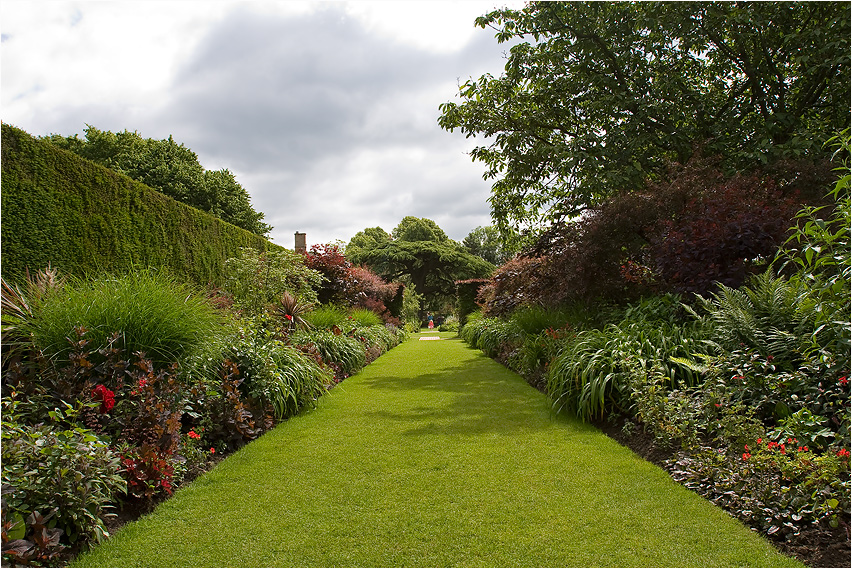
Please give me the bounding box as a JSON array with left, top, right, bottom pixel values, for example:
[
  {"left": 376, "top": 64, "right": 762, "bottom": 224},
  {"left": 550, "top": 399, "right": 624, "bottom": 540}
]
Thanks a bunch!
[{"left": 1, "top": 124, "right": 281, "bottom": 286}]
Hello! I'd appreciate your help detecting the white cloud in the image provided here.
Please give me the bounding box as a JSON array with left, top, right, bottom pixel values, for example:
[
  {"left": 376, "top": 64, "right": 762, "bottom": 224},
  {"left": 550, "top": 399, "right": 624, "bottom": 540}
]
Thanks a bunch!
[{"left": 1, "top": 0, "right": 519, "bottom": 249}]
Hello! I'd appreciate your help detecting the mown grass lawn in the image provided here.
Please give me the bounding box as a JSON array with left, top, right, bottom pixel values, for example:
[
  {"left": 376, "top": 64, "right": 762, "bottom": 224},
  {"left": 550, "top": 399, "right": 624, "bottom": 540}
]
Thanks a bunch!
[{"left": 75, "top": 332, "right": 800, "bottom": 567}]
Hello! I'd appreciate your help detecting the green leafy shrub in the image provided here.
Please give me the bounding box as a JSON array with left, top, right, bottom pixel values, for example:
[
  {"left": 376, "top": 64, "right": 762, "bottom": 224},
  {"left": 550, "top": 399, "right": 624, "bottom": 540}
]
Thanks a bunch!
[
  {"left": 226, "top": 324, "right": 331, "bottom": 421},
  {"left": 354, "top": 324, "right": 399, "bottom": 355},
  {"left": 171, "top": 429, "right": 217, "bottom": 488},
  {"left": 774, "top": 139, "right": 850, "bottom": 368},
  {"left": 303, "top": 305, "right": 349, "bottom": 330},
  {"left": 508, "top": 304, "right": 579, "bottom": 335},
  {"left": 349, "top": 308, "right": 383, "bottom": 328},
  {"left": 438, "top": 315, "right": 459, "bottom": 332},
  {"left": 692, "top": 270, "right": 825, "bottom": 368},
  {"left": 224, "top": 247, "right": 322, "bottom": 317},
  {"left": 458, "top": 310, "right": 488, "bottom": 345},
  {"left": 546, "top": 308, "right": 707, "bottom": 422},
  {"left": 1, "top": 399, "right": 126, "bottom": 553}
]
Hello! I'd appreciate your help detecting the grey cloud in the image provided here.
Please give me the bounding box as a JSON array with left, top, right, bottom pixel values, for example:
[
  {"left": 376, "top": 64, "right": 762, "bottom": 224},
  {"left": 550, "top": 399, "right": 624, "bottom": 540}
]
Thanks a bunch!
[
  {"left": 163, "top": 4, "right": 505, "bottom": 168},
  {"left": 155, "top": 4, "right": 507, "bottom": 246}
]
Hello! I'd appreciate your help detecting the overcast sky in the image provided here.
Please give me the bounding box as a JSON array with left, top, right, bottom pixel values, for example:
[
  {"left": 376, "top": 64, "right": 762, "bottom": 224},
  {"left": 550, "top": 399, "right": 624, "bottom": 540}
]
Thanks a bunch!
[{"left": 1, "top": 0, "right": 523, "bottom": 249}]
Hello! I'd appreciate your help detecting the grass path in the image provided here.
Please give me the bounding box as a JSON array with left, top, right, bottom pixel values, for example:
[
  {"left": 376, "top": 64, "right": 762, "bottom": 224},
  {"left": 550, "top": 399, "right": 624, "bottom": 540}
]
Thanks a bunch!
[{"left": 75, "top": 332, "right": 799, "bottom": 567}]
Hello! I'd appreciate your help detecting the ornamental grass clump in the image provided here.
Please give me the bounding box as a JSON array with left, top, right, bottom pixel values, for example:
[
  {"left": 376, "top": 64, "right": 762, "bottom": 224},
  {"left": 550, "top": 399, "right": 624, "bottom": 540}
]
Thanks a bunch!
[
  {"left": 546, "top": 309, "right": 707, "bottom": 422},
  {"left": 303, "top": 305, "right": 349, "bottom": 330},
  {"left": 292, "top": 329, "right": 366, "bottom": 381},
  {"left": 22, "top": 270, "right": 226, "bottom": 380}
]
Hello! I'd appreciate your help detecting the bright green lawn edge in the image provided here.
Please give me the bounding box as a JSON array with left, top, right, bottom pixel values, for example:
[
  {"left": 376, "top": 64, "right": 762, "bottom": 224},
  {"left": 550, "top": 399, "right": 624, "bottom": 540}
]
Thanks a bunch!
[{"left": 74, "top": 332, "right": 800, "bottom": 567}]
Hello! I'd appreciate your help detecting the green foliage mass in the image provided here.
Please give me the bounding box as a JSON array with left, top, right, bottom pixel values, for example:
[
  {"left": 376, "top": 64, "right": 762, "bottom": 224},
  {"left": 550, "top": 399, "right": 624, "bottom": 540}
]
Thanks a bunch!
[
  {"left": 42, "top": 125, "right": 271, "bottom": 236},
  {"left": 223, "top": 247, "right": 323, "bottom": 316},
  {"left": 462, "top": 225, "right": 517, "bottom": 265},
  {"left": 1, "top": 124, "right": 281, "bottom": 287},
  {"left": 347, "top": 217, "right": 494, "bottom": 308},
  {"left": 439, "top": 1, "right": 850, "bottom": 234}
]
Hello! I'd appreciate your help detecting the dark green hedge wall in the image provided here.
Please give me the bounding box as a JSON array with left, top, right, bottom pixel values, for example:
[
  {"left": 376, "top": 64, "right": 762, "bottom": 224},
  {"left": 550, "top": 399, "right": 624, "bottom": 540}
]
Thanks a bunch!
[{"left": 1, "top": 123, "right": 282, "bottom": 287}]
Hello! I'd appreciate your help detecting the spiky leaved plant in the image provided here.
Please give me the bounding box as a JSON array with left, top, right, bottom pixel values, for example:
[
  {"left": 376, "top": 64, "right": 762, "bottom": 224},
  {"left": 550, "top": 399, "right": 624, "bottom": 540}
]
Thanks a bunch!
[
  {"left": 274, "top": 292, "right": 312, "bottom": 336},
  {"left": 1, "top": 266, "right": 66, "bottom": 365}
]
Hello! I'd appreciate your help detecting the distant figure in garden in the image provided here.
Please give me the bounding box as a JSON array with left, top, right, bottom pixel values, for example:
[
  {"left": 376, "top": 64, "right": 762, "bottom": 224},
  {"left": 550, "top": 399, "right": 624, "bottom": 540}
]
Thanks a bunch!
[{"left": 428, "top": 315, "right": 434, "bottom": 330}]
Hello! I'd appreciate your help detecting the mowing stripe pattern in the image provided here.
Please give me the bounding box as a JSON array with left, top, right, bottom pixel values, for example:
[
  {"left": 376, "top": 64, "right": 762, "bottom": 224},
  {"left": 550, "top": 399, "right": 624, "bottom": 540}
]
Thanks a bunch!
[{"left": 75, "top": 332, "right": 799, "bottom": 568}]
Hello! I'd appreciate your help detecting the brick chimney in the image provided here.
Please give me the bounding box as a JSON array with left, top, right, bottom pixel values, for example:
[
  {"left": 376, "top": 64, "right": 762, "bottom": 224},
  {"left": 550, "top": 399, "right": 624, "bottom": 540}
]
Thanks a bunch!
[{"left": 294, "top": 232, "right": 307, "bottom": 254}]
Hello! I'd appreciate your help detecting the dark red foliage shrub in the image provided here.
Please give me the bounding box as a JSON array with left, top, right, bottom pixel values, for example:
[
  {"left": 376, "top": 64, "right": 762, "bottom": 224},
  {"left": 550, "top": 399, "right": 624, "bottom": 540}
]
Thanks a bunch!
[
  {"left": 477, "top": 256, "right": 551, "bottom": 316},
  {"left": 304, "top": 243, "right": 354, "bottom": 305},
  {"left": 119, "top": 444, "right": 175, "bottom": 500},
  {"left": 349, "top": 266, "right": 403, "bottom": 322},
  {"left": 479, "top": 155, "right": 832, "bottom": 311},
  {"left": 198, "top": 360, "right": 265, "bottom": 452},
  {"left": 649, "top": 176, "right": 801, "bottom": 294},
  {"left": 304, "top": 243, "right": 403, "bottom": 321}
]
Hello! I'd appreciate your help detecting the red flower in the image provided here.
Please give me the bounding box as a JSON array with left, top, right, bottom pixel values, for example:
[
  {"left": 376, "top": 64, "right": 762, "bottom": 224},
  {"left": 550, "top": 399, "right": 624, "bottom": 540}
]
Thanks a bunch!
[
  {"left": 742, "top": 452, "right": 751, "bottom": 461},
  {"left": 757, "top": 438, "right": 763, "bottom": 444},
  {"left": 91, "top": 384, "right": 115, "bottom": 413},
  {"left": 210, "top": 448, "right": 216, "bottom": 454},
  {"left": 187, "top": 430, "right": 201, "bottom": 440},
  {"left": 837, "top": 448, "right": 850, "bottom": 459},
  {"left": 839, "top": 376, "right": 848, "bottom": 386},
  {"left": 285, "top": 314, "right": 293, "bottom": 321}
]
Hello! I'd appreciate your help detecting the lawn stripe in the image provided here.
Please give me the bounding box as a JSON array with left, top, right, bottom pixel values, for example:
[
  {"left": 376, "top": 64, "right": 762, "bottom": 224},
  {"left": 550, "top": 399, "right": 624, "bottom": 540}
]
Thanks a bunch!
[{"left": 75, "top": 332, "right": 800, "bottom": 567}]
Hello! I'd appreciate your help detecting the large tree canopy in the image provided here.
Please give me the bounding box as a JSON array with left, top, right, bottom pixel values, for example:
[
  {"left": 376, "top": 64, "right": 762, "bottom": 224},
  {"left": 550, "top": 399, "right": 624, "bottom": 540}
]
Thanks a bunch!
[
  {"left": 347, "top": 217, "right": 494, "bottom": 306},
  {"left": 462, "top": 225, "right": 517, "bottom": 266},
  {"left": 44, "top": 126, "right": 272, "bottom": 236},
  {"left": 438, "top": 1, "right": 850, "bottom": 235}
]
